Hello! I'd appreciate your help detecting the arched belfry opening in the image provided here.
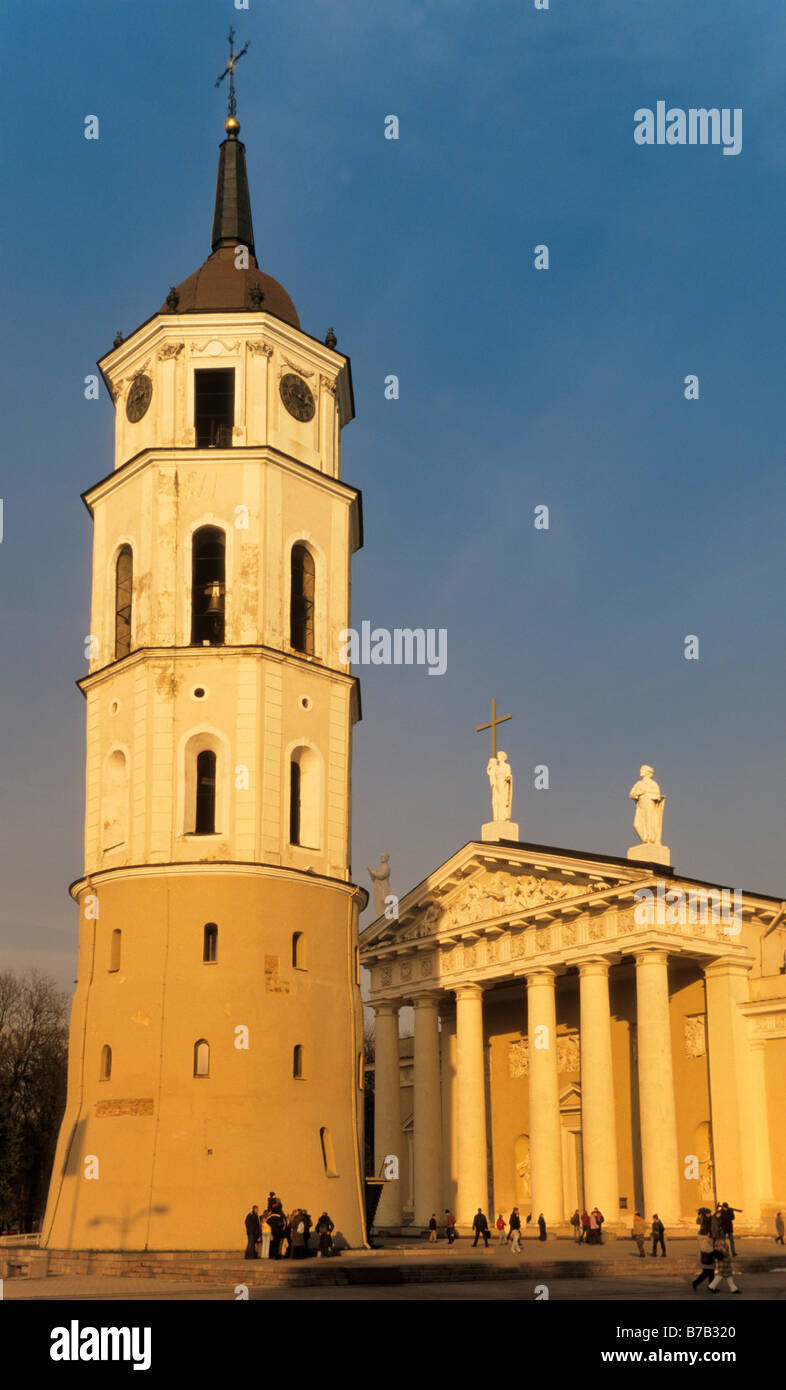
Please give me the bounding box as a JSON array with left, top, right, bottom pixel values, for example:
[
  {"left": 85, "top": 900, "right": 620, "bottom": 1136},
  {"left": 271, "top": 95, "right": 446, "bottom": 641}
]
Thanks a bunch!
[{"left": 191, "top": 527, "right": 226, "bottom": 645}]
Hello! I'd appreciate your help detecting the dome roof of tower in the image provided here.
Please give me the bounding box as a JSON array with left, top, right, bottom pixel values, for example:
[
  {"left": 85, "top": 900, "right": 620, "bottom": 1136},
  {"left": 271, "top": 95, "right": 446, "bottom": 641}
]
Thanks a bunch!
[{"left": 160, "top": 121, "right": 299, "bottom": 329}]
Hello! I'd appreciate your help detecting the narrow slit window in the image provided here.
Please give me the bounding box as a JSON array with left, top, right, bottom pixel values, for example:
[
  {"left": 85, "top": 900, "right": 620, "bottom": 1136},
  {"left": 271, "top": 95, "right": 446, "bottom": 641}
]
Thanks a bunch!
[
  {"left": 290, "top": 545, "right": 315, "bottom": 655},
  {"left": 290, "top": 760, "right": 301, "bottom": 845},
  {"left": 194, "top": 368, "right": 234, "bottom": 448},
  {"left": 191, "top": 527, "right": 226, "bottom": 646},
  {"left": 320, "top": 1126, "right": 338, "bottom": 1177},
  {"left": 100, "top": 1044, "right": 112, "bottom": 1080},
  {"left": 194, "top": 1039, "right": 210, "bottom": 1077},
  {"left": 293, "top": 1044, "right": 304, "bottom": 1078},
  {"left": 115, "top": 546, "right": 133, "bottom": 660},
  {"left": 203, "top": 923, "right": 218, "bottom": 962},
  {"left": 195, "top": 750, "right": 217, "bottom": 836},
  {"left": 292, "top": 931, "right": 305, "bottom": 969},
  {"left": 109, "top": 929, "right": 122, "bottom": 972}
]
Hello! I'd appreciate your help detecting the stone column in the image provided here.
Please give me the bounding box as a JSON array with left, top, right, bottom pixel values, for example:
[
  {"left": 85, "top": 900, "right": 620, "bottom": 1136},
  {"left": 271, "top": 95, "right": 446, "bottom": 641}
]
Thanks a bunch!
[
  {"left": 747, "top": 1039, "right": 774, "bottom": 1207},
  {"left": 578, "top": 957, "right": 620, "bottom": 1223},
  {"left": 634, "top": 948, "right": 681, "bottom": 1222},
  {"left": 703, "top": 957, "right": 759, "bottom": 1216},
  {"left": 525, "top": 968, "right": 564, "bottom": 1224},
  {"left": 440, "top": 1009, "right": 458, "bottom": 1214},
  {"left": 413, "top": 993, "right": 443, "bottom": 1227},
  {"left": 455, "top": 985, "right": 488, "bottom": 1225},
  {"left": 373, "top": 1002, "right": 403, "bottom": 1228}
]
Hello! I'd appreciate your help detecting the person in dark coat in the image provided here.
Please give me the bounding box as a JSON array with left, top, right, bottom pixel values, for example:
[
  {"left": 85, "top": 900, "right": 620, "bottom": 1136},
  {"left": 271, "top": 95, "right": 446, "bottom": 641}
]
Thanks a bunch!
[
  {"left": 710, "top": 1205, "right": 723, "bottom": 1241},
  {"left": 472, "top": 1209, "right": 490, "bottom": 1247},
  {"left": 302, "top": 1209, "right": 312, "bottom": 1256},
  {"left": 316, "top": 1212, "right": 334, "bottom": 1257},
  {"left": 508, "top": 1207, "right": 522, "bottom": 1253},
  {"left": 428, "top": 1214, "right": 438, "bottom": 1242},
  {"left": 244, "top": 1205, "right": 261, "bottom": 1260},
  {"left": 444, "top": 1210, "right": 457, "bottom": 1244},
  {"left": 720, "top": 1202, "right": 740, "bottom": 1257},
  {"left": 266, "top": 1206, "right": 285, "bottom": 1259},
  {"left": 537, "top": 1213, "right": 547, "bottom": 1241},
  {"left": 775, "top": 1211, "right": 785, "bottom": 1245},
  {"left": 650, "top": 1213, "right": 666, "bottom": 1256},
  {"left": 290, "top": 1208, "right": 308, "bottom": 1259}
]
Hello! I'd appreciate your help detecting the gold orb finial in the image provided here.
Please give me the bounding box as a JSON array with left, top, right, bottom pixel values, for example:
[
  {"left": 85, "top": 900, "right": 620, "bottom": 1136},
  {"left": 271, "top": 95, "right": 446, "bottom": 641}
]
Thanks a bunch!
[{"left": 225, "top": 116, "right": 240, "bottom": 136}]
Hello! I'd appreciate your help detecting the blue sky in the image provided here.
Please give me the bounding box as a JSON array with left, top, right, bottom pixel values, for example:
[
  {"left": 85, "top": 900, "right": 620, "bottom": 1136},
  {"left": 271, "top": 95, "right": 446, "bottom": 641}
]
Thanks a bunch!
[{"left": 1, "top": 0, "right": 784, "bottom": 989}]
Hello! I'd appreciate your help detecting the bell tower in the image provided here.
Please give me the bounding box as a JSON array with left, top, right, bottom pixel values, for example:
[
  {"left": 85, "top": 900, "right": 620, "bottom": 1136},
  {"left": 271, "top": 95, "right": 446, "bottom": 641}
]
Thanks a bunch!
[{"left": 42, "top": 82, "right": 368, "bottom": 1250}]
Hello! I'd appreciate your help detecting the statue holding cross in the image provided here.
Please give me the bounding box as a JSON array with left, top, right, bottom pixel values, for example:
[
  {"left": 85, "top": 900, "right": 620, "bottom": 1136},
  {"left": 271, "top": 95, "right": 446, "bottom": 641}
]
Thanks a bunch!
[{"left": 476, "top": 698, "right": 519, "bottom": 841}]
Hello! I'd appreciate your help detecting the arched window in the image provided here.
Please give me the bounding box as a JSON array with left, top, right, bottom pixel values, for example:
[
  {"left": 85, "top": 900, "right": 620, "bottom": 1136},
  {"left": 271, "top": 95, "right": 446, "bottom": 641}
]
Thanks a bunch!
[
  {"left": 194, "top": 1039, "right": 210, "bottom": 1077},
  {"left": 292, "top": 932, "right": 305, "bottom": 969},
  {"left": 203, "top": 923, "right": 218, "bottom": 962},
  {"left": 101, "top": 749, "right": 128, "bottom": 851},
  {"left": 195, "top": 750, "right": 217, "bottom": 835},
  {"left": 289, "top": 746, "right": 321, "bottom": 849},
  {"left": 293, "top": 1044, "right": 305, "bottom": 1078},
  {"left": 320, "top": 1126, "right": 339, "bottom": 1178},
  {"left": 115, "top": 546, "right": 133, "bottom": 660},
  {"left": 100, "top": 1045, "right": 112, "bottom": 1080},
  {"left": 191, "top": 527, "right": 226, "bottom": 645},
  {"left": 109, "top": 929, "right": 122, "bottom": 973},
  {"left": 290, "top": 544, "right": 315, "bottom": 655}
]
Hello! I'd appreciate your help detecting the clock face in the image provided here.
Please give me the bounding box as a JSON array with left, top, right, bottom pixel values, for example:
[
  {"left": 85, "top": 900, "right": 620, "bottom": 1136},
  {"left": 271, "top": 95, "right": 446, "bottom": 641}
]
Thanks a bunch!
[
  {"left": 126, "top": 373, "right": 153, "bottom": 422},
  {"left": 280, "top": 372, "right": 315, "bottom": 423}
]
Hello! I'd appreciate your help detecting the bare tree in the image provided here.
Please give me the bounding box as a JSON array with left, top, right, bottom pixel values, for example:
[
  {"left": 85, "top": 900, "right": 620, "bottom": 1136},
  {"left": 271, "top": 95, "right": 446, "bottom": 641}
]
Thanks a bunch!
[{"left": 0, "top": 970, "right": 69, "bottom": 1232}]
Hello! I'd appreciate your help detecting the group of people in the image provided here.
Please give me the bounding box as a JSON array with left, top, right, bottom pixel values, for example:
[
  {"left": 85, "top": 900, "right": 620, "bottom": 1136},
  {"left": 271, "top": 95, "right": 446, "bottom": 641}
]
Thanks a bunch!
[
  {"left": 570, "top": 1208, "right": 605, "bottom": 1243},
  {"left": 244, "top": 1193, "right": 335, "bottom": 1260},
  {"left": 426, "top": 1209, "right": 549, "bottom": 1249},
  {"left": 691, "top": 1205, "right": 743, "bottom": 1294}
]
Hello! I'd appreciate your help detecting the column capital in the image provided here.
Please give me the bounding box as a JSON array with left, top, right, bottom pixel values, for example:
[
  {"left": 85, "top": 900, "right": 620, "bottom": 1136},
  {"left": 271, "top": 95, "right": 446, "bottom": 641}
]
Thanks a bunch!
[
  {"left": 454, "top": 982, "right": 485, "bottom": 1002},
  {"left": 520, "top": 965, "right": 559, "bottom": 985},
  {"left": 632, "top": 946, "right": 670, "bottom": 966},
  {"left": 372, "top": 1000, "right": 402, "bottom": 1018},
  {"left": 702, "top": 955, "right": 755, "bottom": 980},
  {"left": 576, "top": 955, "right": 612, "bottom": 978},
  {"left": 412, "top": 991, "right": 441, "bottom": 1010}
]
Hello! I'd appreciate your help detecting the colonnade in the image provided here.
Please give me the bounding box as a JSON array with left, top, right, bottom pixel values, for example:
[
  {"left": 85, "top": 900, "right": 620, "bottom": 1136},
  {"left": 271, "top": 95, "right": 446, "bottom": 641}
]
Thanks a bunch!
[{"left": 372, "top": 950, "right": 757, "bottom": 1229}]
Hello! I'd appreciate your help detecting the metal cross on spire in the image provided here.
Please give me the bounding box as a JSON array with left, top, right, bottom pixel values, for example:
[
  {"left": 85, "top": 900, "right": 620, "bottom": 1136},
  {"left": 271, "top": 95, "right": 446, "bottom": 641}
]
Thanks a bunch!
[
  {"left": 475, "top": 697, "right": 512, "bottom": 759},
  {"left": 215, "top": 26, "right": 250, "bottom": 121}
]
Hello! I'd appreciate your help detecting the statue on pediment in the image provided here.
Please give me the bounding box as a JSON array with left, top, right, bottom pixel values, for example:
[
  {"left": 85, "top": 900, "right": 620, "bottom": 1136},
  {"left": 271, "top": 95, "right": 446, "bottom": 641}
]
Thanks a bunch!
[{"left": 629, "top": 766, "right": 666, "bottom": 845}]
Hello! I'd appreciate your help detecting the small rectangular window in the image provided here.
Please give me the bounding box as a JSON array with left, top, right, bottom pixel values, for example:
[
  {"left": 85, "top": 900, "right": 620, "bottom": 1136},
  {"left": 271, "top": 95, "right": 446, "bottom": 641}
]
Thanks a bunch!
[
  {"left": 194, "top": 369, "right": 234, "bottom": 448},
  {"left": 203, "top": 924, "right": 218, "bottom": 963}
]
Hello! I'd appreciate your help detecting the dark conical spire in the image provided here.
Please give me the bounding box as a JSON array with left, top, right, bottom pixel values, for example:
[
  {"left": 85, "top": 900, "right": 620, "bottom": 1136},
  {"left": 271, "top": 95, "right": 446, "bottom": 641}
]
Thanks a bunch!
[{"left": 211, "top": 121, "right": 256, "bottom": 256}]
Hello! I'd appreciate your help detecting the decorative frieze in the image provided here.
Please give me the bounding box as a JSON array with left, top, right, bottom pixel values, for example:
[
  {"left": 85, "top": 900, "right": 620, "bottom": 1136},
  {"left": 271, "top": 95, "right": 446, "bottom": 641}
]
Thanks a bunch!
[{"left": 508, "top": 1031, "right": 580, "bottom": 1079}]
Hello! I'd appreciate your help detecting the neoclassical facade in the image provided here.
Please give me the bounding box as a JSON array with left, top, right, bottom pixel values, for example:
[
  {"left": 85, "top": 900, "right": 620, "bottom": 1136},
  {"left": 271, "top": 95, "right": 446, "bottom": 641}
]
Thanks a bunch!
[{"left": 361, "top": 835, "right": 786, "bottom": 1233}]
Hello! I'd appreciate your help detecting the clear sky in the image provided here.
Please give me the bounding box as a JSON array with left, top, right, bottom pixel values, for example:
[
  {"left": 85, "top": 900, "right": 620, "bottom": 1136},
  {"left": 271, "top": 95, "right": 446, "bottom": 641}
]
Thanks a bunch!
[{"left": 1, "top": 0, "right": 784, "bottom": 992}]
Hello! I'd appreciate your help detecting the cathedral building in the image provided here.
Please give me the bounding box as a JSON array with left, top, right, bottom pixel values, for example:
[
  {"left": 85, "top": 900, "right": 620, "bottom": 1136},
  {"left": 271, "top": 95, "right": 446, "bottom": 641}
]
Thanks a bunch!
[
  {"left": 361, "top": 783, "right": 786, "bottom": 1234},
  {"left": 42, "top": 101, "right": 368, "bottom": 1250}
]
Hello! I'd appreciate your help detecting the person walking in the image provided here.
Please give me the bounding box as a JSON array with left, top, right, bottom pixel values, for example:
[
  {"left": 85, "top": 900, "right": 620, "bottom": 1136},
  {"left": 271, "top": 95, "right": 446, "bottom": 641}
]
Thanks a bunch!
[
  {"left": 692, "top": 1228, "right": 717, "bottom": 1289},
  {"left": 496, "top": 1213, "right": 507, "bottom": 1246},
  {"left": 632, "top": 1211, "right": 646, "bottom": 1258},
  {"left": 720, "top": 1202, "right": 740, "bottom": 1257},
  {"left": 316, "top": 1212, "right": 334, "bottom": 1257},
  {"left": 581, "top": 1208, "right": 591, "bottom": 1244},
  {"left": 428, "top": 1214, "right": 438, "bottom": 1243},
  {"left": 244, "top": 1205, "right": 261, "bottom": 1260},
  {"left": 651, "top": 1213, "right": 666, "bottom": 1257},
  {"left": 708, "top": 1236, "right": 741, "bottom": 1294},
  {"left": 710, "top": 1205, "right": 723, "bottom": 1242},
  {"left": 775, "top": 1211, "right": 785, "bottom": 1245},
  {"left": 472, "top": 1208, "right": 490, "bottom": 1248},
  {"left": 570, "top": 1209, "right": 582, "bottom": 1243},
  {"left": 444, "top": 1209, "right": 457, "bottom": 1245},
  {"left": 508, "top": 1207, "right": 521, "bottom": 1254},
  {"left": 537, "top": 1213, "right": 547, "bottom": 1242}
]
